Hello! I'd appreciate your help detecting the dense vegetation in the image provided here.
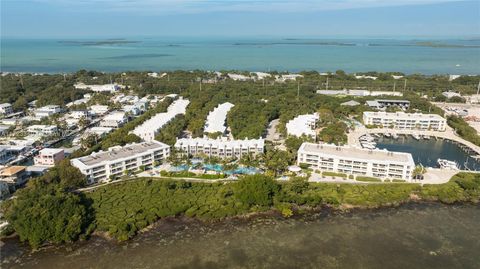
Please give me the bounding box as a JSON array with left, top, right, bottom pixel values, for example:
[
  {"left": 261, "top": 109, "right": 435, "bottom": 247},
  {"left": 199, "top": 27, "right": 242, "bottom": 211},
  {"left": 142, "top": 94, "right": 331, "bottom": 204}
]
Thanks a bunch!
[
  {"left": 2, "top": 70, "right": 480, "bottom": 249},
  {"left": 154, "top": 115, "right": 187, "bottom": 146},
  {"left": 447, "top": 115, "right": 480, "bottom": 146},
  {"left": 1, "top": 161, "right": 90, "bottom": 248},
  {"left": 2, "top": 70, "right": 478, "bottom": 152},
  {"left": 3, "top": 171, "right": 479, "bottom": 248}
]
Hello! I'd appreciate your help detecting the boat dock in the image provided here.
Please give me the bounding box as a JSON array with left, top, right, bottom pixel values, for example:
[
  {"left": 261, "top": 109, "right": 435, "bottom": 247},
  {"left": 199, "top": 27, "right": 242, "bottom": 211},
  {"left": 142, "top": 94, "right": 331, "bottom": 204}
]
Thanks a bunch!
[{"left": 349, "top": 126, "right": 480, "bottom": 159}]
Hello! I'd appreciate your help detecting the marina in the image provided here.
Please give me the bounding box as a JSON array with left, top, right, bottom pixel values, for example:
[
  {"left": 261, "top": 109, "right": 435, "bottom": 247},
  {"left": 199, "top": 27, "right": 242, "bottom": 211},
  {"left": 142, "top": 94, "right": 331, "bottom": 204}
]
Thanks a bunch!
[{"left": 375, "top": 136, "right": 480, "bottom": 170}]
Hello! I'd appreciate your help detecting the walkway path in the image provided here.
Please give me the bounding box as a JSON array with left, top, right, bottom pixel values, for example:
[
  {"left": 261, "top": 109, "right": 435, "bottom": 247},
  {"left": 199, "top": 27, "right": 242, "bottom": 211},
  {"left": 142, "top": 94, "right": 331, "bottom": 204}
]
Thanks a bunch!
[
  {"left": 76, "top": 166, "right": 479, "bottom": 193},
  {"left": 76, "top": 175, "right": 229, "bottom": 193},
  {"left": 265, "top": 119, "right": 286, "bottom": 150}
]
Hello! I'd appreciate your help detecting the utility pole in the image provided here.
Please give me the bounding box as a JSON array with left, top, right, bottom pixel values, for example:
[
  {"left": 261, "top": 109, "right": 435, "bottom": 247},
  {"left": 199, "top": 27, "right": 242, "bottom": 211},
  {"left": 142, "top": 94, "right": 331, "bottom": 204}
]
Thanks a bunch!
[
  {"left": 199, "top": 81, "right": 202, "bottom": 91},
  {"left": 404, "top": 79, "right": 407, "bottom": 92},
  {"left": 477, "top": 81, "right": 480, "bottom": 95},
  {"left": 393, "top": 81, "right": 396, "bottom": 92},
  {"left": 63, "top": 73, "right": 66, "bottom": 82},
  {"left": 168, "top": 74, "right": 170, "bottom": 82},
  {"left": 19, "top": 74, "right": 24, "bottom": 88},
  {"left": 297, "top": 81, "right": 300, "bottom": 99},
  {"left": 326, "top": 77, "right": 329, "bottom": 90}
]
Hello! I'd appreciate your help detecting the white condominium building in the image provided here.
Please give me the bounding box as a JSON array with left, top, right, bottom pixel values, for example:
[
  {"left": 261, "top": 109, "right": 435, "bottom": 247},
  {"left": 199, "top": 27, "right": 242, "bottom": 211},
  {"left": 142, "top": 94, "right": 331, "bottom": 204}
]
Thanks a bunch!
[
  {"left": 297, "top": 143, "right": 415, "bottom": 181},
  {"left": 0, "top": 103, "right": 13, "bottom": 115},
  {"left": 133, "top": 98, "right": 190, "bottom": 141},
  {"left": 89, "top": 105, "right": 109, "bottom": 115},
  {"left": 204, "top": 102, "right": 235, "bottom": 134},
  {"left": 275, "top": 74, "right": 304, "bottom": 82},
  {"left": 100, "top": 111, "right": 128, "bottom": 128},
  {"left": 365, "top": 99, "right": 410, "bottom": 110},
  {"left": 363, "top": 111, "right": 447, "bottom": 131},
  {"left": 317, "top": 89, "right": 403, "bottom": 97},
  {"left": 74, "top": 83, "right": 123, "bottom": 93},
  {"left": 286, "top": 113, "right": 319, "bottom": 138},
  {"left": 27, "top": 125, "right": 59, "bottom": 137},
  {"left": 34, "top": 105, "right": 62, "bottom": 119},
  {"left": 71, "top": 141, "right": 170, "bottom": 184},
  {"left": 34, "top": 148, "right": 65, "bottom": 167},
  {"left": 227, "top": 73, "right": 251, "bottom": 81},
  {"left": 175, "top": 137, "right": 264, "bottom": 159},
  {"left": 70, "top": 110, "right": 90, "bottom": 119}
]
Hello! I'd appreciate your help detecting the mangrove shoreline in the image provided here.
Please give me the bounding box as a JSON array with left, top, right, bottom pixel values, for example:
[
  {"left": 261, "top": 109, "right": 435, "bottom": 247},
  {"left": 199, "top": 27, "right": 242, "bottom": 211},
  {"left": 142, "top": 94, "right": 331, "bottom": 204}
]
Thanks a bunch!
[{"left": 1, "top": 172, "right": 480, "bottom": 250}]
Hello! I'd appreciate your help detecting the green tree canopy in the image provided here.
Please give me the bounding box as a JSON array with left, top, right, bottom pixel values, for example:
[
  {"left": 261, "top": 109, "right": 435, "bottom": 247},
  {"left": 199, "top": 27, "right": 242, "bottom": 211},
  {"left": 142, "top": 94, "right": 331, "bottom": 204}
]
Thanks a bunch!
[{"left": 234, "top": 175, "right": 279, "bottom": 208}]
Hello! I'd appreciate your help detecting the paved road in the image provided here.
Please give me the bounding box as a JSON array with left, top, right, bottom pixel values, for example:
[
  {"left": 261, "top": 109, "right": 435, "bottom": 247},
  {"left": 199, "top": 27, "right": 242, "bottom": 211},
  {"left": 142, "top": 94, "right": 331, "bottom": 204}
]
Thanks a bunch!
[{"left": 265, "top": 119, "right": 286, "bottom": 150}]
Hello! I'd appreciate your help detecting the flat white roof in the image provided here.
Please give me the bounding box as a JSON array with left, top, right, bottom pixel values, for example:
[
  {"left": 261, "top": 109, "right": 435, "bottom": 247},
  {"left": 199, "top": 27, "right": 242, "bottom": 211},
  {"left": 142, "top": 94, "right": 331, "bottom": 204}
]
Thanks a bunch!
[
  {"left": 90, "top": 105, "right": 109, "bottom": 109},
  {"left": 27, "top": 125, "right": 57, "bottom": 130},
  {"left": 133, "top": 98, "right": 190, "bottom": 137},
  {"left": 341, "top": 100, "right": 360, "bottom": 106},
  {"left": 317, "top": 89, "right": 403, "bottom": 97},
  {"left": 39, "top": 148, "right": 64, "bottom": 155},
  {"left": 363, "top": 111, "right": 445, "bottom": 121},
  {"left": 366, "top": 100, "right": 381, "bottom": 106},
  {"left": 204, "top": 102, "right": 235, "bottom": 134},
  {"left": 103, "top": 111, "right": 126, "bottom": 121},
  {"left": 72, "top": 141, "right": 169, "bottom": 168},
  {"left": 38, "top": 105, "right": 60, "bottom": 109},
  {"left": 286, "top": 113, "right": 319, "bottom": 137},
  {"left": 299, "top": 142, "right": 414, "bottom": 164}
]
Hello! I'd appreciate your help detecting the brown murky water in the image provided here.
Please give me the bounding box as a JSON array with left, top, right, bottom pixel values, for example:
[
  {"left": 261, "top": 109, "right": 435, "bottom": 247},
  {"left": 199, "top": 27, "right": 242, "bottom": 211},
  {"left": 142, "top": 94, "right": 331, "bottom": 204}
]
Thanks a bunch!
[{"left": 1, "top": 203, "right": 479, "bottom": 269}]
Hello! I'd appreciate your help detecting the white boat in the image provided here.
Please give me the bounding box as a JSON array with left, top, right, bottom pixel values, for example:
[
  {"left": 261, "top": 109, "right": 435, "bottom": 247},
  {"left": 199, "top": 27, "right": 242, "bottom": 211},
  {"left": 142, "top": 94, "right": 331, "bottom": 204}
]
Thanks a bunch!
[
  {"left": 360, "top": 135, "right": 375, "bottom": 142},
  {"left": 361, "top": 142, "right": 376, "bottom": 149},
  {"left": 392, "top": 133, "right": 399, "bottom": 139},
  {"left": 384, "top": 133, "right": 392, "bottom": 138},
  {"left": 412, "top": 133, "right": 421, "bottom": 140},
  {"left": 437, "top": 159, "right": 459, "bottom": 170},
  {"left": 423, "top": 135, "right": 430, "bottom": 140}
]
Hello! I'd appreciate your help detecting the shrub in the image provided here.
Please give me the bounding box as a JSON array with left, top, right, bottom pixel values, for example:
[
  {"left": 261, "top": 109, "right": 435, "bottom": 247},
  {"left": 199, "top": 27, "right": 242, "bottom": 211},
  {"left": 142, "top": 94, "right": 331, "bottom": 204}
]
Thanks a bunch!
[
  {"left": 322, "top": 171, "right": 347, "bottom": 178},
  {"left": 234, "top": 175, "right": 279, "bottom": 208},
  {"left": 299, "top": 163, "right": 310, "bottom": 170},
  {"left": 356, "top": 176, "right": 382, "bottom": 182}
]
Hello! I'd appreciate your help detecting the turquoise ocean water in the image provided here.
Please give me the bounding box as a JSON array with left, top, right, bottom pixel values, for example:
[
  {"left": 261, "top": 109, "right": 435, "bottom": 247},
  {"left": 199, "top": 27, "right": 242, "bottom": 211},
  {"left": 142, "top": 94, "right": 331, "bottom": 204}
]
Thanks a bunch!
[{"left": 1, "top": 37, "right": 479, "bottom": 74}]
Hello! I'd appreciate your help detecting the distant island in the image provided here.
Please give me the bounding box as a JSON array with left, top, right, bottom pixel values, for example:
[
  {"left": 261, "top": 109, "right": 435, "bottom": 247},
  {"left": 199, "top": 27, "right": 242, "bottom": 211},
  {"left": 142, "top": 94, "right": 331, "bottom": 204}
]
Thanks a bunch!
[{"left": 58, "top": 39, "right": 141, "bottom": 46}]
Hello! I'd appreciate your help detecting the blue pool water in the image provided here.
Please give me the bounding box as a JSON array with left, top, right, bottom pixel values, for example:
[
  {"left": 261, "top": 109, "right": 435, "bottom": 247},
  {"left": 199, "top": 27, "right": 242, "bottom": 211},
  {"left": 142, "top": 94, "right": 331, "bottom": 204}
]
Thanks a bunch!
[
  {"left": 170, "top": 165, "right": 189, "bottom": 172},
  {"left": 170, "top": 163, "right": 261, "bottom": 175},
  {"left": 203, "top": 164, "right": 223, "bottom": 172},
  {"left": 226, "top": 167, "right": 262, "bottom": 175}
]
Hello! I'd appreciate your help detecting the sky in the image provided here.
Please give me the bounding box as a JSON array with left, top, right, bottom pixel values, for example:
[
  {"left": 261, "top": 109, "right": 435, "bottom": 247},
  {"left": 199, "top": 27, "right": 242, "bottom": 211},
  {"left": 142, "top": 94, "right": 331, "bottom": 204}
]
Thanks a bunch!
[{"left": 1, "top": 0, "right": 479, "bottom": 38}]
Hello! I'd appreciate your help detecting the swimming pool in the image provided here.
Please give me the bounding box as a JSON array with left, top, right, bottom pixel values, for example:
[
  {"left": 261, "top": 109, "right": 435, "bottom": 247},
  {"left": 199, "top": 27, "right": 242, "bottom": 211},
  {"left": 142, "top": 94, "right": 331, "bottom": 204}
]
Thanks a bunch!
[
  {"left": 225, "top": 167, "right": 262, "bottom": 175},
  {"left": 203, "top": 164, "right": 223, "bottom": 172},
  {"left": 170, "top": 163, "right": 262, "bottom": 175},
  {"left": 169, "top": 164, "right": 190, "bottom": 172}
]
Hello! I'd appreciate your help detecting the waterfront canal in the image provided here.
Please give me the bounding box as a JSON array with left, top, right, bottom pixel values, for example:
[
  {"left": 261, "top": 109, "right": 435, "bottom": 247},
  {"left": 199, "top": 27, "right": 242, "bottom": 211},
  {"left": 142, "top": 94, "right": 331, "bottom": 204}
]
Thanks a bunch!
[{"left": 376, "top": 136, "right": 480, "bottom": 170}]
